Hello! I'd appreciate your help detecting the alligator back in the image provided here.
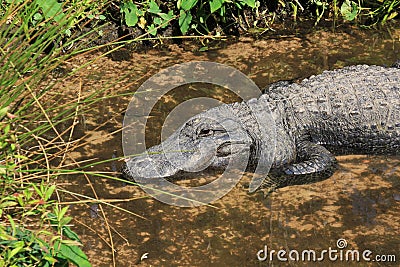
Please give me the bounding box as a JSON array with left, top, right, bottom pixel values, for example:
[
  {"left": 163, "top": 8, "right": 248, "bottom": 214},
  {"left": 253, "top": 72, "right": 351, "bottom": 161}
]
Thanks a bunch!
[{"left": 262, "top": 65, "right": 400, "bottom": 155}]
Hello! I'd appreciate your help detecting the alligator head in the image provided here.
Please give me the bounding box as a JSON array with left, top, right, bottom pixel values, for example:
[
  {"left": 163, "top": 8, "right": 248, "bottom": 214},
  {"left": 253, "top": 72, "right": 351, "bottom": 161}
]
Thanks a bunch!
[{"left": 122, "top": 103, "right": 260, "bottom": 183}]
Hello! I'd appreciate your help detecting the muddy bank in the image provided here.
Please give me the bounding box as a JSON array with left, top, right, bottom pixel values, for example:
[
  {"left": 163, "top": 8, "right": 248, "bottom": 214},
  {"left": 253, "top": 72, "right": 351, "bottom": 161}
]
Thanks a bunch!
[{"left": 54, "top": 28, "right": 400, "bottom": 266}]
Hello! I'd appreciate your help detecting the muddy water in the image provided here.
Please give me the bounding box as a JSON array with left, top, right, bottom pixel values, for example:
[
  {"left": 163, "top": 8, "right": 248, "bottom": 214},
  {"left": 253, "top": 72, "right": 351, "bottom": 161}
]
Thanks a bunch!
[{"left": 59, "top": 28, "right": 400, "bottom": 266}]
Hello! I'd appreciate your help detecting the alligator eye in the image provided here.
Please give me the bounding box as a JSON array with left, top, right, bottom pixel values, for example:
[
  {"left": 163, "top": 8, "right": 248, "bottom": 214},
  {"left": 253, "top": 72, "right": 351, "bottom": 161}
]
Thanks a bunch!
[{"left": 198, "top": 129, "right": 213, "bottom": 137}]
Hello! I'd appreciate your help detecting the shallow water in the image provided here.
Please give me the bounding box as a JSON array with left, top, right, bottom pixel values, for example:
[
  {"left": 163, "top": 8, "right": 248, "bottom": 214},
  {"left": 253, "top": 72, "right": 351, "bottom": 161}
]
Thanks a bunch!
[{"left": 58, "top": 27, "right": 400, "bottom": 266}]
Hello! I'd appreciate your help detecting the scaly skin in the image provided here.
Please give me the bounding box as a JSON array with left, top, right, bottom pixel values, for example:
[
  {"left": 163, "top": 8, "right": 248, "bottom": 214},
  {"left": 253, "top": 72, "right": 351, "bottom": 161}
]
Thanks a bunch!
[{"left": 122, "top": 64, "right": 400, "bottom": 194}]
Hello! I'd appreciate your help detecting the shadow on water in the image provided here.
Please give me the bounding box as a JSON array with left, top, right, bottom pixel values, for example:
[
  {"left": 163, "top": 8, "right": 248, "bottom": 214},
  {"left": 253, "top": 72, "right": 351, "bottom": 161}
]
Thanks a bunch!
[{"left": 56, "top": 27, "right": 400, "bottom": 266}]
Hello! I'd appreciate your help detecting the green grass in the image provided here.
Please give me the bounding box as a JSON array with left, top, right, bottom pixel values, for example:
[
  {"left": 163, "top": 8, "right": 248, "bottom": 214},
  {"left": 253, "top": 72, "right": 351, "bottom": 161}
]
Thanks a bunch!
[{"left": 0, "top": 1, "right": 112, "bottom": 266}]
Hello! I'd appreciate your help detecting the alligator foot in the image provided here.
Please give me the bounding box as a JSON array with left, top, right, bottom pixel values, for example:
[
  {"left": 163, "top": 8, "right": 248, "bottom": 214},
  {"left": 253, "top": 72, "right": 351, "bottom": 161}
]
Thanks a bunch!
[{"left": 257, "top": 176, "right": 279, "bottom": 198}]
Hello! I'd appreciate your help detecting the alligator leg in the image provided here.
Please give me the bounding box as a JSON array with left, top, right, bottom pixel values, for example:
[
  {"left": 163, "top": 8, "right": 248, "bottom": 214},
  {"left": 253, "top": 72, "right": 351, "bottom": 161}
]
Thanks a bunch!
[
  {"left": 285, "top": 139, "right": 337, "bottom": 177},
  {"left": 260, "top": 140, "right": 337, "bottom": 196}
]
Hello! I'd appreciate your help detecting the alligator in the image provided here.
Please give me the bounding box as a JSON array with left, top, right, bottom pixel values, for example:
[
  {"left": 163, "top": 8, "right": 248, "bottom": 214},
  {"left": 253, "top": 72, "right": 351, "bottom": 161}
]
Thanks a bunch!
[{"left": 122, "top": 64, "right": 400, "bottom": 195}]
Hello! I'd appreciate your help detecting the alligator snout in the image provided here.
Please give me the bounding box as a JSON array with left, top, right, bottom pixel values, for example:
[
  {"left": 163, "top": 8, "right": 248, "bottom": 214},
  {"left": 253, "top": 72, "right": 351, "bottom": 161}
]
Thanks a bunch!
[
  {"left": 123, "top": 140, "right": 253, "bottom": 183},
  {"left": 122, "top": 114, "right": 254, "bottom": 183},
  {"left": 122, "top": 148, "right": 182, "bottom": 180}
]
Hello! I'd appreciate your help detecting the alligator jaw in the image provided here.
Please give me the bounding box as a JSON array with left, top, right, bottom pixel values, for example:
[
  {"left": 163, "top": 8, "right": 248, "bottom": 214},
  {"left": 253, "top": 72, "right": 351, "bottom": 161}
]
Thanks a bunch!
[
  {"left": 122, "top": 107, "right": 254, "bottom": 182},
  {"left": 123, "top": 149, "right": 180, "bottom": 179},
  {"left": 122, "top": 140, "right": 252, "bottom": 181}
]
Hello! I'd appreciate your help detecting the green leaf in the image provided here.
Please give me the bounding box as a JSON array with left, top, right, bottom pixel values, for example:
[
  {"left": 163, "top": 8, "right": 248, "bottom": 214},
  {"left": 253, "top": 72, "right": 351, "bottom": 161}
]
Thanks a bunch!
[
  {"left": 147, "top": 24, "right": 158, "bottom": 36},
  {"left": 24, "top": 188, "right": 33, "bottom": 201},
  {"left": 210, "top": 0, "right": 224, "bottom": 13},
  {"left": 0, "top": 106, "right": 8, "bottom": 118},
  {"left": 0, "top": 201, "right": 18, "bottom": 209},
  {"left": 60, "top": 239, "right": 82, "bottom": 246},
  {"left": 33, "top": 13, "right": 43, "bottom": 23},
  {"left": 239, "top": 0, "right": 256, "bottom": 8},
  {"left": 57, "top": 206, "right": 69, "bottom": 221},
  {"left": 15, "top": 195, "right": 24, "bottom": 207},
  {"left": 0, "top": 142, "right": 6, "bottom": 150},
  {"left": 153, "top": 17, "right": 162, "bottom": 25},
  {"left": 148, "top": 0, "right": 161, "bottom": 14},
  {"left": 137, "top": 8, "right": 145, "bottom": 16},
  {"left": 159, "top": 10, "right": 174, "bottom": 21},
  {"left": 3, "top": 124, "right": 10, "bottom": 135},
  {"left": 37, "top": 0, "right": 65, "bottom": 22},
  {"left": 180, "top": 0, "right": 198, "bottom": 11},
  {"left": 219, "top": 5, "right": 226, "bottom": 17},
  {"left": 121, "top": 2, "right": 139, "bottom": 27},
  {"left": 43, "top": 255, "right": 58, "bottom": 264},
  {"left": 62, "top": 226, "right": 81, "bottom": 242},
  {"left": 44, "top": 184, "right": 56, "bottom": 201},
  {"left": 14, "top": 154, "right": 29, "bottom": 160},
  {"left": 8, "top": 245, "right": 23, "bottom": 258},
  {"left": 59, "top": 216, "right": 72, "bottom": 228},
  {"left": 6, "top": 215, "right": 16, "bottom": 235},
  {"left": 32, "top": 183, "right": 43, "bottom": 199},
  {"left": 341, "top": 0, "right": 358, "bottom": 21},
  {"left": 158, "top": 11, "right": 174, "bottom": 28},
  {"left": 179, "top": 10, "right": 192, "bottom": 34},
  {"left": 65, "top": 28, "right": 71, "bottom": 37},
  {"left": 57, "top": 242, "right": 91, "bottom": 267}
]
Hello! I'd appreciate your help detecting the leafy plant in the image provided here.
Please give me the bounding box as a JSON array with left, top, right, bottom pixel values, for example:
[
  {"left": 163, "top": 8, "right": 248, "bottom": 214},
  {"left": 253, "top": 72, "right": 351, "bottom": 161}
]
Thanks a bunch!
[
  {"left": 0, "top": 0, "right": 113, "bottom": 266},
  {"left": 120, "top": 0, "right": 258, "bottom": 35},
  {"left": 367, "top": 0, "right": 400, "bottom": 25},
  {"left": 0, "top": 212, "right": 90, "bottom": 267},
  {"left": 341, "top": 0, "right": 359, "bottom": 21},
  {"left": 121, "top": 0, "right": 175, "bottom": 36},
  {"left": 178, "top": 0, "right": 198, "bottom": 34},
  {"left": 117, "top": 0, "right": 400, "bottom": 37},
  {"left": 209, "top": 0, "right": 256, "bottom": 13}
]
